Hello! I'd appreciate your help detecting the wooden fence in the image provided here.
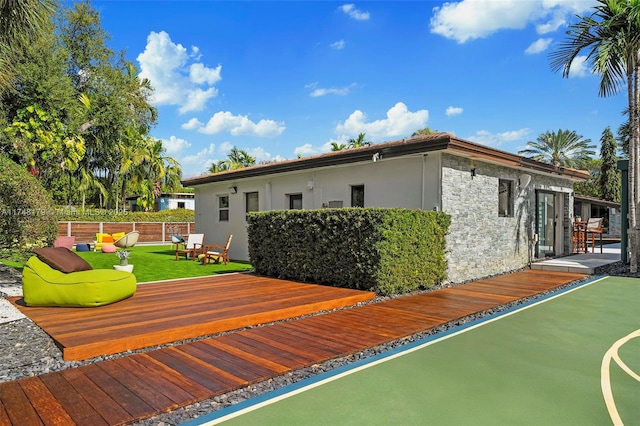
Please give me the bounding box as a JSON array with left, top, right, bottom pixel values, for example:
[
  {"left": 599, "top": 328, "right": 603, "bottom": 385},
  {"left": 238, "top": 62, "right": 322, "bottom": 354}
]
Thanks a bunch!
[{"left": 57, "top": 222, "right": 196, "bottom": 244}]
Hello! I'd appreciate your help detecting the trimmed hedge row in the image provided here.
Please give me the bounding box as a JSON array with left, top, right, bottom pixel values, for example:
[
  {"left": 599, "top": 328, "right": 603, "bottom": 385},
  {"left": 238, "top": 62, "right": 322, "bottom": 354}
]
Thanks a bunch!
[
  {"left": 247, "top": 208, "right": 450, "bottom": 296},
  {"left": 54, "top": 207, "right": 195, "bottom": 223}
]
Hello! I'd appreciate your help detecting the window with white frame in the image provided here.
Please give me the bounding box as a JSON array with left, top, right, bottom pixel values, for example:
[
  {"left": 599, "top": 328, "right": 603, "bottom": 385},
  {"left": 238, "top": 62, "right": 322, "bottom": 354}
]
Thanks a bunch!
[
  {"left": 498, "top": 179, "right": 514, "bottom": 217},
  {"left": 218, "top": 195, "right": 229, "bottom": 221}
]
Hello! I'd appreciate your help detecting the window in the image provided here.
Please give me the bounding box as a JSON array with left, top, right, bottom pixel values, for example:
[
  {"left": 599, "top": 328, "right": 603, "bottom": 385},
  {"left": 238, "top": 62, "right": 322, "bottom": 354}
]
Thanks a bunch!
[
  {"left": 498, "top": 179, "right": 514, "bottom": 217},
  {"left": 177, "top": 201, "right": 185, "bottom": 209},
  {"left": 351, "top": 185, "right": 364, "bottom": 207},
  {"left": 289, "top": 194, "right": 303, "bottom": 210},
  {"left": 245, "top": 192, "right": 259, "bottom": 218},
  {"left": 218, "top": 195, "right": 229, "bottom": 221}
]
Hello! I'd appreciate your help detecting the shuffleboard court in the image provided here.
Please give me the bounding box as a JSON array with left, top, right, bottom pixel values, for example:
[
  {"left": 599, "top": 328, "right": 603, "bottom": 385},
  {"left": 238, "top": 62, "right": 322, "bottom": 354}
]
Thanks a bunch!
[{"left": 189, "top": 276, "right": 640, "bottom": 425}]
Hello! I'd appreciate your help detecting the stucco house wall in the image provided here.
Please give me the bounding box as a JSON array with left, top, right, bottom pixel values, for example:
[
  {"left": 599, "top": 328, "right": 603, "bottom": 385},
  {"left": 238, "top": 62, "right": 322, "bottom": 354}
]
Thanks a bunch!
[
  {"left": 185, "top": 134, "right": 587, "bottom": 285},
  {"left": 195, "top": 154, "right": 442, "bottom": 262}
]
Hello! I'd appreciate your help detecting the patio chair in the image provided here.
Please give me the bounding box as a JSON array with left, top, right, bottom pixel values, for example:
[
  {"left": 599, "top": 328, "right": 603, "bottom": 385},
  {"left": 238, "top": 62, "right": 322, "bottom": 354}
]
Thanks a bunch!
[
  {"left": 114, "top": 231, "right": 140, "bottom": 248},
  {"left": 175, "top": 233, "right": 205, "bottom": 260},
  {"left": 53, "top": 236, "right": 75, "bottom": 250},
  {"left": 586, "top": 217, "right": 604, "bottom": 253},
  {"left": 202, "top": 235, "right": 233, "bottom": 265}
]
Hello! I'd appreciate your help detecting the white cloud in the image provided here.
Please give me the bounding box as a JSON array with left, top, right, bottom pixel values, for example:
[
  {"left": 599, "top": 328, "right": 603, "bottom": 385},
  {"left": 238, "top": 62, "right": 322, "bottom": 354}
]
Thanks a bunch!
[
  {"left": 340, "top": 4, "right": 370, "bottom": 21},
  {"left": 137, "top": 31, "right": 222, "bottom": 114},
  {"left": 178, "top": 143, "right": 217, "bottom": 177},
  {"left": 536, "top": 14, "right": 565, "bottom": 34},
  {"left": 218, "top": 141, "right": 234, "bottom": 153},
  {"left": 294, "top": 143, "right": 319, "bottom": 157},
  {"left": 446, "top": 106, "right": 463, "bottom": 116},
  {"left": 336, "top": 102, "right": 429, "bottom": 138},
  {"left": 246, "top": 147, "right": 285, "bottom": 164},
  {"left": 189, "top": 63, "right": 222, "bottom": 85},
  {"left": 306, "top": 82, "right": 355, "bottom": 97},
  {"left": 161, "top": 136, "right": 191, "bottom": 155},
  {"left": 430, "top": 0, "right": 596, "bottom": 43},
  {"left": 568, "top": 55, "right": 590, "bottom": 77},
  {"left": 196, "top": 111, "right": 286, "bottom": 137},
  {"left": 331, "top": 40, "right": 346, "bottom": 50},
  {"left": 181, "top": 118, "right": 203, "bottom": 130},
  {"left": 525, "top": 38, "right": 553, "bottom": 54},
  {"left": 466, "top": 128, "right": 531, "bottom": 147}
]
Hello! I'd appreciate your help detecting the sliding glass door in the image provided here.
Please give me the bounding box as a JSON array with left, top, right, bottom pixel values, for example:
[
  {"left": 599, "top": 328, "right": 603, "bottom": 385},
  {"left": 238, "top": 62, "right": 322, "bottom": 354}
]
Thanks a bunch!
[{"left": 536, "top": 191, "right": 556, "bottom": 257}]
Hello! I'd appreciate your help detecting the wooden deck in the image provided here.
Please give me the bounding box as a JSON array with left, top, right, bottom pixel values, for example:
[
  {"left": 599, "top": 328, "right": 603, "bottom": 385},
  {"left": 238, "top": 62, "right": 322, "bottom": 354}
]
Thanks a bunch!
[
  {"left": 0, "top": 269, "right": 586, "bottom": 425},
  {"left": 8, "top": 274, "right": 377, "bottom": 361}
]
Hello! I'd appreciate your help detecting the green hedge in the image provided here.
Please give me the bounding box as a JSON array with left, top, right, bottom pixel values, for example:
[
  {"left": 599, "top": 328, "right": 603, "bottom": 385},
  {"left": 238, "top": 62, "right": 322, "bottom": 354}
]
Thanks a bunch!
[
  {"left": 0, "top": 155, "right": 57, "bottom": 256},
  {"left": 54, "top": 207, "right": 195, "bottom": 223},
  {"left": 247, "top": 208, "right": 450, "bottom": 296}
]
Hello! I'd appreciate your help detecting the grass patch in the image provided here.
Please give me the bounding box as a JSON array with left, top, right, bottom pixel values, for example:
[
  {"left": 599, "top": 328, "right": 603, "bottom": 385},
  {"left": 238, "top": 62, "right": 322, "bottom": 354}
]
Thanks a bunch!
[{"left": 2, "top": 244, "right": 253, "bottom": 283}]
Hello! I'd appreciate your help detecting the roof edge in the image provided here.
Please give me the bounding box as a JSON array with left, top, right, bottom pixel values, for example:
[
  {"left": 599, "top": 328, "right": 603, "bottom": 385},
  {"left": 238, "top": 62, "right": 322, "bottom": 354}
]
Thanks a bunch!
[{"left": 182, "top": 133, "right": 589, "bottom": 186}]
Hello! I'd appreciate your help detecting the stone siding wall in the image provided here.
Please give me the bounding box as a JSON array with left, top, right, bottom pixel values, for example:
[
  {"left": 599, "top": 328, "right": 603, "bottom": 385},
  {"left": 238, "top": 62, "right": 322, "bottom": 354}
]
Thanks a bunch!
[
  {"left": 441, "top": 154, "right": 574, "bottom": 283},
  {"left": 607, "top": 208, "right": 622, "bottom": 237}
]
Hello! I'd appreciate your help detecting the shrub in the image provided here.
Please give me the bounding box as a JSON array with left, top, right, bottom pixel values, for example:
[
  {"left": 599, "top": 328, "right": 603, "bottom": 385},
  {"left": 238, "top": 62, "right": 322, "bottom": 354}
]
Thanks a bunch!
[
  {"left": 0, "top": 155, "right": 57, "bottom": 258},
  {"left": 54, "top": 207, "right": 195, "bottom": 223},
  {"left": 248, "top": 208, "right": 450, "bottom": 296}
]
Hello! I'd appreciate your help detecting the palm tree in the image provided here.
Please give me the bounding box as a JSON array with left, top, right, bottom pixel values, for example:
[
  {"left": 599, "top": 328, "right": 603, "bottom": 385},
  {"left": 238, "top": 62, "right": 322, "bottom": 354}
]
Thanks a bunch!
[
  {"left": 208, "top": 161, "right": 228, "bottom": 173},
  {"left": 209, "top": 147, "right": 256, "bottom": 173},
  {"left": 330, "top": 142, "right": 347, "bottom": 151},
  {"left": 347, "top": 133, "right": 371, "bottom": 149},
  {"left": 226, "top": 147, "right": 256, "bottom": 170},
  {"left": 412, "top": 127, "right": 438, "bottom": 137},
  {"left": 549, "top": 0, "right": 640, "bottom": 271},
  {"left": 518, "top": 129, "right": 596, "bottom": 168}
]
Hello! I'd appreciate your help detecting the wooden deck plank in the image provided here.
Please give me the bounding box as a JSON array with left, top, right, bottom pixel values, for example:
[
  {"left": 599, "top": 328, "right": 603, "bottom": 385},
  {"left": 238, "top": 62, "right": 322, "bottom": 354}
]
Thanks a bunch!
[
  {"left": 0, "top": 269, "right": 587, "bottom": 425},
  {"left": 236, "top": 328, "right": 332, "bottom": 363},
  {"left": 38, "top": 374, "right": 108, "bottom": 426},
  {"left": 0, "top": 381, "right": 43, "bottom": 426},
  {"left": 146, "top": 348, "right": 242, "bottom": 392},
  {"left": 181, "top": 340, "right": 284, "bottom": 382},
  {"left": 18, "top": 377, "right": 75, "bottom": 426},
  {"left": 214, "top": 334, "right": 309, "bottom": 370},
  {"left": 126, "top": 353, "right": 212, "bottom": 402},
  {"left": 201, "top": 339, "right": 290, "bottom": 375},
  {"left": 96, "top": 360, "right": 178, "bottom": 413},
  {"left": 9, "top": 274, "right": 375, "bottom": 361},
  {"left": 0, "top": 404, "right": 10, "bottom": 426},
  {"left": 286, "top": 315, "right": 390, "bottom": 348},
  {"left": 81, "top": 363, "right": 156, "bottom": 420},
  {"left": 59, "top": 368, "right": 131, "bottom": 425}
]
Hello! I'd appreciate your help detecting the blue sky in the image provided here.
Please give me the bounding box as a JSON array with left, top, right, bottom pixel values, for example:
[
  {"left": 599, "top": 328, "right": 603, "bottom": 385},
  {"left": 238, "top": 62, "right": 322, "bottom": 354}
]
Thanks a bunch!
[{"left": 91, "top": 0, "right": 628, "bottom": 178}]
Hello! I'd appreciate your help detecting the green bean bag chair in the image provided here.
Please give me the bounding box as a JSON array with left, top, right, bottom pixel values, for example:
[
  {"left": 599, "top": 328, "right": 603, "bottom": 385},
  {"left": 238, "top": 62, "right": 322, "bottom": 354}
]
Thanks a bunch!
[{"left": 22, "top": 255, "right": 137, "bottom": 307}]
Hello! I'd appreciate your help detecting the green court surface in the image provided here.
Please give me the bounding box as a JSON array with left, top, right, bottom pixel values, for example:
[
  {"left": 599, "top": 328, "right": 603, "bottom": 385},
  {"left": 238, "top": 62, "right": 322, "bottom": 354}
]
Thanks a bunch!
[{"left": 190, "top": 276, "right": 640, "bottom": 425}]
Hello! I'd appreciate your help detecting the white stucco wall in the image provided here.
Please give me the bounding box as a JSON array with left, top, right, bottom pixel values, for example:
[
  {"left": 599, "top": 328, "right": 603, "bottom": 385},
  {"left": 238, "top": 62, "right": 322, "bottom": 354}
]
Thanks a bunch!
[{"left": 194, "top": 154, "right": 441, "bottom": 261}]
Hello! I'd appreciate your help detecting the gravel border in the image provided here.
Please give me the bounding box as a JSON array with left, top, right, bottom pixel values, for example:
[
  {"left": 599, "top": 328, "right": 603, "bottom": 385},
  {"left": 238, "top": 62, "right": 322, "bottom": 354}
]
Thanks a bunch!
[{"left": 0, "top": 260, "right": 635, "bottom": 425}]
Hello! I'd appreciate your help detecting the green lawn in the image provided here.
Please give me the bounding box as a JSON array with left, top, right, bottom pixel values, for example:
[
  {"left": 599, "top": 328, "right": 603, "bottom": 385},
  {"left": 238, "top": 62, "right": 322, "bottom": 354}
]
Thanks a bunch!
[{"left": 2, "top": 244, "right": 253, "bottom": 283}]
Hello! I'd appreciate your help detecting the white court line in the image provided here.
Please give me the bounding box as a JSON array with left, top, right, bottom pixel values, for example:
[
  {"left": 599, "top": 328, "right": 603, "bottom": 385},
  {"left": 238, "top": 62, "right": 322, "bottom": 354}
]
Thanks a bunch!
[{"left": 601, "top": 329, "right": 640, "bottom": 426}]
